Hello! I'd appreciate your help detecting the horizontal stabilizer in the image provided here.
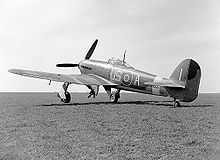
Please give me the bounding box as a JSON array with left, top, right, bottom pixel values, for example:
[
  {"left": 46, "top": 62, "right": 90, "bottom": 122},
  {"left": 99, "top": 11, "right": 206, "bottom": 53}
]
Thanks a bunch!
[{"left": 144, "top": 81, "right": 185, "bottom": 88}]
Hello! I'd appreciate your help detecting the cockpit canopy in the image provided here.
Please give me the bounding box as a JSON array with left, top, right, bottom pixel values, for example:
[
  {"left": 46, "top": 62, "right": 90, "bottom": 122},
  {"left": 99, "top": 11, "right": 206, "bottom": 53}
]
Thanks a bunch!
[{"left": 108, "top": 57, "right": 133, "bottom": 68}]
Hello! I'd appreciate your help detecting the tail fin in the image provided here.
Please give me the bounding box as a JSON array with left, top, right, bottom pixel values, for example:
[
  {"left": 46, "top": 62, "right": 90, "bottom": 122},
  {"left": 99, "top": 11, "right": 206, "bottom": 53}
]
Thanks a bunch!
[{"left": 169, "top": 59, "right": 201, "bottom": 102}]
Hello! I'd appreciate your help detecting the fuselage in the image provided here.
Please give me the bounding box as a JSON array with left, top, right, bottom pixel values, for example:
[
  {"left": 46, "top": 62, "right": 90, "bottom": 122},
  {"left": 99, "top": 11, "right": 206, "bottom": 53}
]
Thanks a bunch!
[{"left": 79, "top": 59, "right": 170, "bottom": 97}]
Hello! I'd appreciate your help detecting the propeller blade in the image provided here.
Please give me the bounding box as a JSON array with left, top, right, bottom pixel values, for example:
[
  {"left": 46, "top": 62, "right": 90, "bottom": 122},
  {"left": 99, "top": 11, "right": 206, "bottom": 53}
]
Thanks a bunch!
[
  {"left": 85, "top": 39, "right": 98, "bottom": 60},
  {"left": 56, "top": 63, "right": 79, "bottom": 67}
]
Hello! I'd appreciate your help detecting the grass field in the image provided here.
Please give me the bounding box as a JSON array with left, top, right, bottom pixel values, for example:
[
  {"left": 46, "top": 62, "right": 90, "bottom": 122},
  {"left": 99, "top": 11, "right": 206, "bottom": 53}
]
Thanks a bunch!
[{"left": 0, "top": 92, "right": 220, "bottom": 160}]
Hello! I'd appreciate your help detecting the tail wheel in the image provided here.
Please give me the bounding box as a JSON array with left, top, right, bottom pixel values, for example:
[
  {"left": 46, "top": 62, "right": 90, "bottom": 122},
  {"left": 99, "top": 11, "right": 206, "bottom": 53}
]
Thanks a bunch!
[
  {"left": 110, "top": 91, "right": 120, "bottom": 103},
  {"left": 61, "top": 92, "right": 71, "bottom": 103}
]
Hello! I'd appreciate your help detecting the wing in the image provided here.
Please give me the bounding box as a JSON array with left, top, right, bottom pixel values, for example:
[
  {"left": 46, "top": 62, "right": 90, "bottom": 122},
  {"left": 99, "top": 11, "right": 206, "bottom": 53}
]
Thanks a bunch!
[{"left": 8, "top": 69, "right": 117, "bottom": 86}]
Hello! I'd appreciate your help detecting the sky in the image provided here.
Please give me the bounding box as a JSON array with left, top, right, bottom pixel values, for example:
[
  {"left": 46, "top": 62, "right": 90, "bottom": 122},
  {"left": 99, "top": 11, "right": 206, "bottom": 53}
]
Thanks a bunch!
[{"left": 0, "top": 0, "right": 220, "bottom": 93}]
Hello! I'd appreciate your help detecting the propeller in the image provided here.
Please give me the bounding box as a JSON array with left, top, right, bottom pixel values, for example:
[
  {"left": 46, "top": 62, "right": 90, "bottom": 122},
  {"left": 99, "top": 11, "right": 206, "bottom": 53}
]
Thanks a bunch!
[
  {"left": 85, "top": 39, "right": 98, "bottom": 60},
  {"left": 56, "top": 39, "right": 98, "bottom": 67},
  {"left": 56, "top": 63, "right": 79, "bottom": 67}
]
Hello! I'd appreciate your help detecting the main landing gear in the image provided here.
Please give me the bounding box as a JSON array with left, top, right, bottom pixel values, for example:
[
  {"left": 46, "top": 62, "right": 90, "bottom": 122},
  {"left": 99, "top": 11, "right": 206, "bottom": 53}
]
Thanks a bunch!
[
  {"left": 173, "top": 98, "right": 181, "bottom": 107},
  {"left": 57, "top": 82, "right": 71, "bottom": 103},
  {"left": 87, "top": 85, "right": 99, "bottom": 98},
  {"left": 61, "top": 92, "right": 71, "bottom": 103},
  {"left": 110, "top": 89, "right": 120, "bottom": 103}
]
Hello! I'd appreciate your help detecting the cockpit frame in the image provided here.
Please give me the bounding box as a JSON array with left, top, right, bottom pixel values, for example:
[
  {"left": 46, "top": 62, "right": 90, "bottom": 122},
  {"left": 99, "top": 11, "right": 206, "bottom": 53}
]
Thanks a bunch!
[{"left": 108, "top": 57, "right": 133, "bottom": 68}]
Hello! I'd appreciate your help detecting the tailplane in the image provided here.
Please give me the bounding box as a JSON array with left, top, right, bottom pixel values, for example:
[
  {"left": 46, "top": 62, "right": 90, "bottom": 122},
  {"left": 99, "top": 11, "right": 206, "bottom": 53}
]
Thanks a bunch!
[{"left": 168, "top": 59, "right": 201, "bottom": 102}]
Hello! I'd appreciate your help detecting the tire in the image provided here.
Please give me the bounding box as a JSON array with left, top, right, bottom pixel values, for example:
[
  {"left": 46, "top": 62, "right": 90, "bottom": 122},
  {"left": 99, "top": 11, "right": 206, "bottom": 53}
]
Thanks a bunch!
[
  {"left": 62, "top": 92, "right": 71, "bottom": 103},
  {"left": 174, "top": 101, "right": 180, "bottom": 107},
  {"left": 110, "top": 91, "right": 119, "bottom": 103}
]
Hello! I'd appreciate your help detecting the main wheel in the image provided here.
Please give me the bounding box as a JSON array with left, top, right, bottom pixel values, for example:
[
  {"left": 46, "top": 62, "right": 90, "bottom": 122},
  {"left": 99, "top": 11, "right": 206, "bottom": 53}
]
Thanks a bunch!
[
  {"left": 174, "top": 101, "right": 180, "bottom": 107},
  {"left": 110, "top": 91, "right": 119, "bottom": 103},
  {"left": 61, "top": 92, "right": 71, "bottom": 103}
]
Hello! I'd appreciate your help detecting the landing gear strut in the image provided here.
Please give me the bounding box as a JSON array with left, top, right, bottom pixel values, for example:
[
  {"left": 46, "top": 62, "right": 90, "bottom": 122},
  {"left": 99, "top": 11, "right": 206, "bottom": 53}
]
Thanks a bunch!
[
  {"left": 88, "top": 90, "right": 95, "bottom": 98},
  {"left": 173, "top": 98, "right": 180, "bottom": 107},
  {"left": 110, "top": 89, "right": 120, "bottom": 103},
  {"left": 87, "top": 85, "right": 99, "bottom": 98},
  {"left": 57, "top": 82, "right": 71, "bottom": 103},
  {"left": 61, "top": 92, "right": 71, "bottom": 103}
]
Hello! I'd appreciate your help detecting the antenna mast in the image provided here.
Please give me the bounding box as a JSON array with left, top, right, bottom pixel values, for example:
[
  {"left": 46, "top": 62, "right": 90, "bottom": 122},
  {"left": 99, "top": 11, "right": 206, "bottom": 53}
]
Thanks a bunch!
[{"left": 123, "top": 50, "right": 126, "bottom": 63}]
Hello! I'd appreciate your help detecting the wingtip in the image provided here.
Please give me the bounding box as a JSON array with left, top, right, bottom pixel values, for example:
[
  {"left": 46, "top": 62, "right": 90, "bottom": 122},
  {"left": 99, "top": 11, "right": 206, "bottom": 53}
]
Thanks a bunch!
[
  {"left": 8, "top": 69, "right": 21, "bottom": 74},
  {"left": 8, "top": 69, "right": 15, "bottom": 73}
]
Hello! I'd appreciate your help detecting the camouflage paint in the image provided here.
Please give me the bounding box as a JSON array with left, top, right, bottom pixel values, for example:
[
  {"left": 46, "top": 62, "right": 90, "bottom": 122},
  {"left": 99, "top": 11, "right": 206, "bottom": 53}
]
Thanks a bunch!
[
  {"left": 167, "top": 59, "right": 201, "bottom": 102},
  {"left": 79, "top": 58, "right": 201, "bottom": 102},
  {"left": 79, "top": 59, "right": 170, "bottom": 97}
]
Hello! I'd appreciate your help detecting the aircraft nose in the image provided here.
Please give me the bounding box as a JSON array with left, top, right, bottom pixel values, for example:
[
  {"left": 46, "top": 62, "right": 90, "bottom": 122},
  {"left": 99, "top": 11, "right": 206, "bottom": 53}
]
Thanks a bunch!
[{"left": 78, "top": 60, "right": 85, "bottom": 70}]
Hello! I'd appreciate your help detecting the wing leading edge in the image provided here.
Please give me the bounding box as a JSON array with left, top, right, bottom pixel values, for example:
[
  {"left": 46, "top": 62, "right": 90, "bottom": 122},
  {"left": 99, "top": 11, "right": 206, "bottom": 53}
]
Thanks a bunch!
[{"left": 8, "top": 69, "right": 117, "bottom": 86}]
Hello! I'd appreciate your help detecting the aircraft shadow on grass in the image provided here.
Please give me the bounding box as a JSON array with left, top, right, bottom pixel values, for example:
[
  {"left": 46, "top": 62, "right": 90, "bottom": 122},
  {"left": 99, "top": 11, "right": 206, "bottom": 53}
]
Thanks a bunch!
[{"left": 38, "top": 101, "right": 213, "bottom": 108}]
